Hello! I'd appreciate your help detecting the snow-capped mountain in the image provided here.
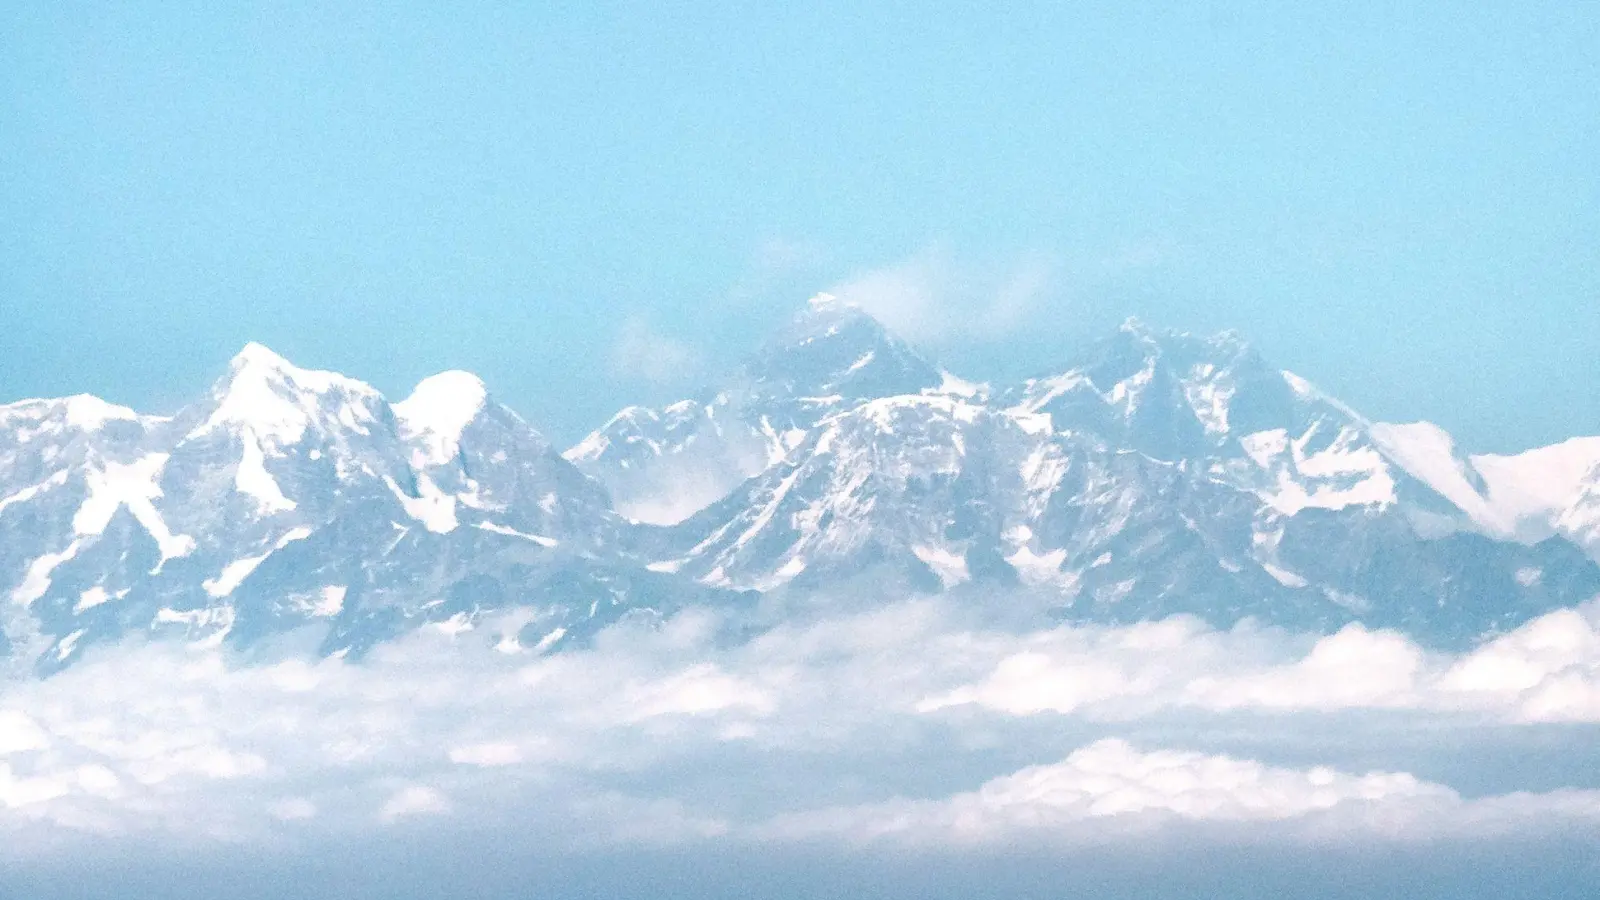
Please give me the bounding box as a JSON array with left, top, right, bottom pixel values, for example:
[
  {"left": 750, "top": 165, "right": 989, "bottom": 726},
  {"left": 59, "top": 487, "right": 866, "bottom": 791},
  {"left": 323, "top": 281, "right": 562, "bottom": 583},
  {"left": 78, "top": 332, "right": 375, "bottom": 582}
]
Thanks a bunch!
[
  {"left": 0, "top": 345, "right": 741, "bottom": 673},
  {"left": 565, "top": 293, "right": 956, "bottom": 525},
  {"left": 642, "top": 311, "right": 1600, "bottom": 646},
  {"left": 4, "top": 298, "right": 1598, "bottom": 671}
]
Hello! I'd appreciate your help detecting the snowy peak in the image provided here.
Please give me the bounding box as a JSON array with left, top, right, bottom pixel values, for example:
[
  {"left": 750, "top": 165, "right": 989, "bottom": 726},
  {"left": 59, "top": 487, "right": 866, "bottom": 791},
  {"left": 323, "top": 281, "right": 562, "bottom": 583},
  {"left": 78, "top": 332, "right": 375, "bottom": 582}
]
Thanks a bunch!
[
  {"left": 1374, "top": 423, "right": 1600, "bottom": 549},
  {"left": 742, "top": 293, "right": 944, "bottom": 403},
  {"left": 0, "top": 394, "right": 150, "bottom": 436},
  {"left": 188, "top": 343, "right": 386, "bottom": 448},
  {"left": 1078, "top": 321, "right": 1256, "bottom": 395},
  {"left": 394, "top": 371, "right": 490, "bottom": 468},
  {"left": 566, "top": 293, "right": 953, "bottom": 525},
  {"left": 1008, "top": 324, "right": 1348, "bottom": 462},
  {"left": 228, "top": 341, "right": 297, "bottom": 374}
]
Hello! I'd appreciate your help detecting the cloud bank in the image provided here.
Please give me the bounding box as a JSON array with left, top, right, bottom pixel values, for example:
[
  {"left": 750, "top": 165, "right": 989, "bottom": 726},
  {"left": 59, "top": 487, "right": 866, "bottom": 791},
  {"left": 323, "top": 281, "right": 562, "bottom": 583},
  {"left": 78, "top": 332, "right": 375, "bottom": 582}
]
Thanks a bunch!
[{"left": 2, "top": 597, "right": 1600, "bottom": 863}]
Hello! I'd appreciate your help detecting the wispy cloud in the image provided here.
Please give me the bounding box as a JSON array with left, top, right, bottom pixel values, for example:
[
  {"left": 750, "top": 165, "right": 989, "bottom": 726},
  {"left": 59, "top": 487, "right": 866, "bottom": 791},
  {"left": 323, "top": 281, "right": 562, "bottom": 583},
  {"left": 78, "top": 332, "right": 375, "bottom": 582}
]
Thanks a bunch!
[
  {"left": 825, "top": 246, "right": 1061, "bottom": 345},
  {"left": 609, "top": 316, "right": 702, "bottom": 386},
  {"left": 725, "top": 237, "right": 831, "bottom": 307}
]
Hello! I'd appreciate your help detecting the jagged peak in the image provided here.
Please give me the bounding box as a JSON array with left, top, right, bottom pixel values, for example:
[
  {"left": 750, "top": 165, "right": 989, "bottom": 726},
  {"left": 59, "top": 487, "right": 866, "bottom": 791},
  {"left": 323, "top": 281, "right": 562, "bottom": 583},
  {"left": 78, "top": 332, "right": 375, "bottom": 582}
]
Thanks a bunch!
[
  {"left": 229, "top": 341, "right": 295, "bottom": 372},
  {"left": 1063, "top": 320, "right": 1262, "bottom": 386},
  {"left": 784, "top": 291, "right": 879, "bottom": 334},
  {"left": 744, "top": 294, "right": 943, "bottom": 402},
  {"left": 1118, "top": 315, "right": 1153, "bottom": 336},
  {"left": 220, "top": 342, "right": 378, "bottom": 397},
  {"left": 1109, "top": 318, "right": 1251, "bottom": 354},
  {"left": 767, "top": 290, "right": 924, "bottom": 353},
  {"left": 186, "top": 343, "right": 385, "bottom": 446}
]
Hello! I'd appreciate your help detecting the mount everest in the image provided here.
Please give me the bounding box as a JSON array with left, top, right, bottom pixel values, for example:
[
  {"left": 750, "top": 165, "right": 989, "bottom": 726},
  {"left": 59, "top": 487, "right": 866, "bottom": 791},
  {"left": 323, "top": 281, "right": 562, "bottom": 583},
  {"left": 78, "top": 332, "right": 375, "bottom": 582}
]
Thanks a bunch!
[{"left": 3, "top": 295, "right": 1598, "bottom": 672}]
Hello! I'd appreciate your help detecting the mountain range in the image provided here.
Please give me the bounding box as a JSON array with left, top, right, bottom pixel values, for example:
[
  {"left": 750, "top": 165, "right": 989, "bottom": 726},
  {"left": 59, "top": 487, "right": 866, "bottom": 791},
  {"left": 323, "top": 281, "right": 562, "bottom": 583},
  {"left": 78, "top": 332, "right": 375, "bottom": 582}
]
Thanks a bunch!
[{"left": 4, "top": 295, "right": 1598, "bottom": 672}]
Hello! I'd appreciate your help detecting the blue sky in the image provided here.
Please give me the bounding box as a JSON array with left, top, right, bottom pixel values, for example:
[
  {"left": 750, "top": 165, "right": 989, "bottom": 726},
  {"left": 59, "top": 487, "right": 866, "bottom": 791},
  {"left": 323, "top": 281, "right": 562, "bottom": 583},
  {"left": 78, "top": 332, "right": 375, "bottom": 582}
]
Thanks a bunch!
[{"left": 2, "top": 1, "right": 1595, "bottom": 451}]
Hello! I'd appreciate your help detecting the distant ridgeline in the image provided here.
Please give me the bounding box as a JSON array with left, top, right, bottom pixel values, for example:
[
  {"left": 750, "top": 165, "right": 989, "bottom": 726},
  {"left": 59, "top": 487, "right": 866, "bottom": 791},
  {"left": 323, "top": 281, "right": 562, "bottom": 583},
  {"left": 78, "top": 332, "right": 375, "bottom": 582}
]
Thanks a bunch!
[{"left": 4, "top": 294, "right": 1599, "bottom": 673}]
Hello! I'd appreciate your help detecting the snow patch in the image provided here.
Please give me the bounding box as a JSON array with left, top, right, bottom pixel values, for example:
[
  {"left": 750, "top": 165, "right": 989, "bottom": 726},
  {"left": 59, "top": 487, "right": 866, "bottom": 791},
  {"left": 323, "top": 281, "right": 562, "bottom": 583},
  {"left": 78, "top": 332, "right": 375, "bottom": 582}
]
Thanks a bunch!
[
  {"left": 12, "top": 540, "right": 83, "bottom": 606},
  {"left": 72, "top": 453, "right": 196, "bottom": 566},
  {"left": 931, "top": 369, "right": 986, "bottom": 399},
  {"left": 313, "top": 585, "right": 347, "bottom": 617},
  {"left": 384, "top": 474, "right": 459, "bottom": 533},
  {"left": 431, "top": 613, "right": 474, "bottom": 636},
  {"left": 0, "top": 469, "right": 70, "bottom": 519},
  {"left": 473, "top": 521, "right": 558, "bottom": 547},
  {"left": 533, "top": 627, "right": 568, "bottom": 653},
  {"left": 73, "top": 586, "right": 120, "bottom": 613},
  {"left": 202, "top": 527, "right": 313, "bottom": 598},
  {"left": 153, "top": 604, "right": 236, "bottom": 647},
  {"left": 55, "top": 630, "right": 85, "bottom": 661},
  {"left": 234, "top": 427, "right": 297, "bottom": 513},
  {"left": 1006, "top": 546, "right": 1067, "bottom": 584},
  {"left": 912, "top": 545, "right": 970, "bottom": 588},
  {"left": 1244, "top": 426, "right": 1396, "bottom": 515},
  {"left": 1262, "top": 562, "right": 1310, "bottom": 589}
]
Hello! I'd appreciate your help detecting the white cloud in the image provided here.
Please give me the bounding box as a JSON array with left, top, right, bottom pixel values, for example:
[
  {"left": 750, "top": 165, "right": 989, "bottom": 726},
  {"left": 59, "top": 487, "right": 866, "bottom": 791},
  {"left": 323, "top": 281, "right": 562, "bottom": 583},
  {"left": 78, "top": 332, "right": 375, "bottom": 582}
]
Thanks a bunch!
[
  {"left": 2, "top": 598, "right": 1600, "bottom": 858},
  {"left": 920, "top": 604, "right": 1600, "bottom": 723},
  {"left": 761, "top": 739, "right": 1600, "bottom": 846},
  {"left": 826, "top": 246, "right": 1060, "bottom": 345},
  {"left": 268, "top": 797, "right": 317, "bottom": 821},
  {"left": 379, "top": 785, "right": 451, "bottom": 822},
  {"left": 609, "top": 317, "right": 701, "bottom": 385},
  {"left": 0, "top": 710, "right": 50, "bottom": 755},
  {"left": 448, "top": 742, "right": 523, "bottom": 768},
  {"left": 619, "top": 663, "right": 774, "bottom": 721},
  {"left": 1181, "top": 624, "right": 1425, "bottom": 712},
  {"left": 730, "top": 237, "right": 828, "bottom": 301}
]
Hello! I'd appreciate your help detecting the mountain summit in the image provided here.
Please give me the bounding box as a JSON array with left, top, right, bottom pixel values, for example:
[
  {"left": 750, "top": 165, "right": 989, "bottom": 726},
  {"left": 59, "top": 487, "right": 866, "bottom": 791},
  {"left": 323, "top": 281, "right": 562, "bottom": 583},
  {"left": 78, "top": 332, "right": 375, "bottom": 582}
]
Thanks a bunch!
[{"left": 566, "top": 294, "right": 951, "bottom": 524}]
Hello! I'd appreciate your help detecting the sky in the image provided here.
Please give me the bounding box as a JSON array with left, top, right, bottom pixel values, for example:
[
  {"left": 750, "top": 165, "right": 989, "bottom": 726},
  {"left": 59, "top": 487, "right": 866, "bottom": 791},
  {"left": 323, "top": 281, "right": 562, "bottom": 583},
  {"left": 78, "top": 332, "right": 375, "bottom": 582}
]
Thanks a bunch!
[{"left": 2, "top": 1, "right": 1596, "bottom": 452}]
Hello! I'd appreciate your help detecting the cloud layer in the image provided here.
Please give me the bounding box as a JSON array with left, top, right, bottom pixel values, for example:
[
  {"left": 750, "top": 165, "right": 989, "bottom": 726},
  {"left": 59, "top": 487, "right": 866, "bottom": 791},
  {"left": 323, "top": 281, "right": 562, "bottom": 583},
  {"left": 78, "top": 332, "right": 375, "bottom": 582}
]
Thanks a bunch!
[{"left": 3, "top": 598, "right": 1600, "bottom": 861}]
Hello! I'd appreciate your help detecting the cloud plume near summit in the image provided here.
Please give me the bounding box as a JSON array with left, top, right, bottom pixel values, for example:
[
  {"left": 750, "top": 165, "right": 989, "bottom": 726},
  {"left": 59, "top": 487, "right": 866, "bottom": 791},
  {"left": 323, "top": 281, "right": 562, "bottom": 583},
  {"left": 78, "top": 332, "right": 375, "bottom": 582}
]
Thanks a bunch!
[{"left": 824, "top": 247, "right": 1062, "bottom": 345}]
